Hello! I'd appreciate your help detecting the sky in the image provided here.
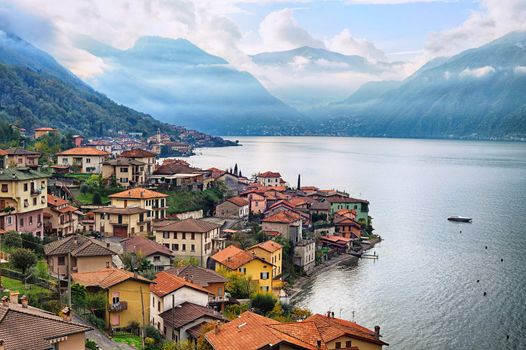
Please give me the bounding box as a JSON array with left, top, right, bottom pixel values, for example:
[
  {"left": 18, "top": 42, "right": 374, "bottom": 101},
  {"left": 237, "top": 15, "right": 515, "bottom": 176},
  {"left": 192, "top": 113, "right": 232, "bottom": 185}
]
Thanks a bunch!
[{"left": 1, "top": 0, "right": 525, "bottom": 107}]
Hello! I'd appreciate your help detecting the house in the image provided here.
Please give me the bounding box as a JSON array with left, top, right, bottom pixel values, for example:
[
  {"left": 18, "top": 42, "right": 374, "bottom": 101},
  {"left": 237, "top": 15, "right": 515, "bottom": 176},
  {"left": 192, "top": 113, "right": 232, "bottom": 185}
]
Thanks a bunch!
[
  {"left": 85, "top": 139, "right": 113, "bottom": 153},
  {"left": 72, "top": 268, "right": 153, "bottom": 329},
  {"left": 204, "top": 311, "right": 388, "bottom": 350},
  {"left": 2, "top": 148, "right": 40, "bottom": 169},
  {"left": 334, "top": 215, "right": 362, "bottom": 241},
  {"left": 150, "top": 271, "right": 212, "bottom": 339},
  {"left": 0, "top": 295, "right": 91, "bottom": 350},
  {"left": 43, "top": 234, "right": 116, "bottom": 276},
  {"left": 56, "top": 147, "right": 110, "bottom": 173},
  {"left": 43, "top": 194, "right": 80, "bottom": 237},
  {"left": 150, "top": 160, "right": 204, "bottom": 191},
  {"left": 153, "top": 218, "right": 223, "bottom": 267},
  {"left": 320, "top": 235, "right": 352, "bottom": 254},
  {"left": 165, "top": 264, "right": 228, "bottom": 304},
  {"left": 211, "top": 245, "right": 274, "bottom": 293},
  {"left": 93, "top": 206, "right": 150, "bottom": 238},
  {"left": 213, "top": 171, "right": 250, "bottom": 195},
  {"left": 247, "top": 193, "right": 267, "bottom": 214},
  {"left": 101, "top": 158, "right": 146, "bottom": 188},
  {"left": 214, "top": 197, "right": 249, "bottom": 220},
  {"left": 0, "top": 150, "right": 6, "bottom": 169},
  {"left": 159, "top": 301, "right": 225, "bottom": 343},
  {"left": 262, "top": 211, "right": 303, "bottom": 243},
  {"left": 72, "top": 134, "right": 84, "bottom": 147},
  {"left": 121, "top": 236, "right": 174, "bottom": 271},
  {"left": 256, "top": 171, "right": 286, "bottom": 187},
  {"left": 265, "top": 200, "right": 311, "bottom": 227},
  {"left": 34, "top": 127, "right": 57, "bottom": 139},
  {"left": 327, "top": 196, "right": 370, "bottom": 225},
  {"left": 0, "top": 168, "right": 48, "bottom": 238},
  {"left": 293, "top": 239, "right": 316, "bottom": 273},
  {"left": 247, "top": 240, "right": 283, "bottom": 279},
  {"left": 109, "top": 187, "right": 168, "bottom": 220},
  {"left": 119, "top": 148, "right": 157, "bottom": 175},
  {"left": 310, "top": 200, "right": 331, "bottom": 221}
]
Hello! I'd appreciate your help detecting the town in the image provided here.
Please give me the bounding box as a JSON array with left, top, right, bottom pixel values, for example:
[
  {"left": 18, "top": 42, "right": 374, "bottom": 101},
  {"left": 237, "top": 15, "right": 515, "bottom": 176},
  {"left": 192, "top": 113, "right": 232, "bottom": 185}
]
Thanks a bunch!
[{"left": 0, "top": 127, "right": 385, "bottom": 350}]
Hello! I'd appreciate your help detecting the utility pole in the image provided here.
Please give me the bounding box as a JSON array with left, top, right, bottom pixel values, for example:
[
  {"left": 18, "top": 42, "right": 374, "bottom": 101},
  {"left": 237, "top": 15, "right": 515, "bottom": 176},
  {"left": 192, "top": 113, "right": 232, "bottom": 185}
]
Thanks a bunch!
[
  {"left": 67, "top": 251, "right": 72, "bottom": 308},
  {"left": 139, "top": 284, "right": 145, "bottom": 350},
  {"left": 172, "top": 293, "right": 175, "bottom": 341}
]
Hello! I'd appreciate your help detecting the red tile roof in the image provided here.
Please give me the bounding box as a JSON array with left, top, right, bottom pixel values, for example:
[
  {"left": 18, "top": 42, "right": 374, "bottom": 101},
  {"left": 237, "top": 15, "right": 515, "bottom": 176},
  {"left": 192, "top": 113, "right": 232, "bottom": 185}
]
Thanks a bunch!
[
  {"left": 249, "top": 240, "right": 282, "bottom": 253},
  {"left": 211, "top": 245, "right": 255, "bottom": 270},
  {"left": 119, "top": 148, "right": 157, "bottom": 158},
  {"left": 72, "top": 268, "right": 152, "bottom": 289},
  {"left": 121, "top": 236, "right": 173, "bottom": 257},
  {"left": 47, "top": 194, "right": 68, "bottom": 207},
  {"left": 56, "top": 147, "right": 110, "bottom": 156},
  {"left": 109, "top": 187, "right": 168, "bottom": 199},
  {"left": 151, "top": 271, "right": 211, "bottom": 297},
  {"left": 258, "top": 171, "right": 282, "bottom": 178},
  {"left": 262, "top": 210, "right": 302, "bottom": 224},
  {"left": 226, "top": 196, "right": 249, "bottom": 207},
  {"left": 34, "top": 127, "right": 56, "bottom": 131}
]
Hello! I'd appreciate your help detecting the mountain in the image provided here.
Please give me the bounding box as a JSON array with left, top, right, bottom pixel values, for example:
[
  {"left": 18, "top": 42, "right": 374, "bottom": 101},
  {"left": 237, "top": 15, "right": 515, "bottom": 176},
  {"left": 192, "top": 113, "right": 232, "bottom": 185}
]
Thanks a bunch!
[
  {"left": 80, "top": 36, "right": 305, "bottom": 135},
  {"left": 250, "top": 46, "right": 398, "bottom": 110},
  {"left": 315, "top": 31, "right": 526, "bottom": 139},
  {"left": 0, "top": 31, "right": 233, "bottom": 146}
]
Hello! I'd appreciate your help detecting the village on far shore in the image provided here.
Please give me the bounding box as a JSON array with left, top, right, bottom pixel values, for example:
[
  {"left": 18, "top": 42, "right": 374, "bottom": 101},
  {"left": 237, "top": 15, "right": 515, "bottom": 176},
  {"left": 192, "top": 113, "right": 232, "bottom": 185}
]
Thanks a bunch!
[{"left": 0, "top": 127, "right": 386, "bottom": 350}]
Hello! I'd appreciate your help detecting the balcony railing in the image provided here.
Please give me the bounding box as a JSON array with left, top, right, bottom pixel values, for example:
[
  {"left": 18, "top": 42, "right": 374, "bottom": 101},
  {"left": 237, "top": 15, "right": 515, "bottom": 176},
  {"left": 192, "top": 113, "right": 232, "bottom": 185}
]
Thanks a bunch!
[
  {"left": 108, "top": 301, "right": 128, "bottom": 312},
  {"left": 30, "top": 188, "right": 42, "bottom": 196}
]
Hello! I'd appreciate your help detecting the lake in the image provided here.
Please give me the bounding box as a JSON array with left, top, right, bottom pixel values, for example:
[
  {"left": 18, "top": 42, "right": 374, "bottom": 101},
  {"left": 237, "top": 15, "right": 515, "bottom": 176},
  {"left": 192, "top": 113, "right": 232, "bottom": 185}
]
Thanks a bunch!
[{"left": 184, "top": 136, "right": 526, "bottom": 349}]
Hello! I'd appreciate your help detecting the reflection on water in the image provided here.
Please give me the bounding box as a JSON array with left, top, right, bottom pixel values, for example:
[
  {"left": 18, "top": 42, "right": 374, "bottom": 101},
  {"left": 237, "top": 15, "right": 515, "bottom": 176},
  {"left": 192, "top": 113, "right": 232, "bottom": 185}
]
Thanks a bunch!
[{"left": 186, "top": 136, "right": 526, "bottom": 349}]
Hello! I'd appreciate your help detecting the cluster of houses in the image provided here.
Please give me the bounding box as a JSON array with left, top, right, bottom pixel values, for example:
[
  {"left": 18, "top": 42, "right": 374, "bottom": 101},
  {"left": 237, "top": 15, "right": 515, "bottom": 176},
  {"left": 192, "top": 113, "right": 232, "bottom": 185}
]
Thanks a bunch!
[{"left": 0, "top": 131, "right": 382, "bottom": 349}]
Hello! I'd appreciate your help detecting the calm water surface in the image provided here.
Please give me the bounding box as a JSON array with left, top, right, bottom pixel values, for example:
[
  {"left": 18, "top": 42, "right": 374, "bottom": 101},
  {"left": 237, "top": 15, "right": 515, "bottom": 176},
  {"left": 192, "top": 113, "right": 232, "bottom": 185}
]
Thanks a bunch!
[{"left": 185, "top": 137, "right": 526, "bottom": 350}]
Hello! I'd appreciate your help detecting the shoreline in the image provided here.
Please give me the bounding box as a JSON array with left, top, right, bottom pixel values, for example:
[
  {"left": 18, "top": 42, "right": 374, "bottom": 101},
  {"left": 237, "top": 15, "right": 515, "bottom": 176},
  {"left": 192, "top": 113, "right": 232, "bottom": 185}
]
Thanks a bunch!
[{"left": 288, "top": 236, "right": 382, "bottom": 302}]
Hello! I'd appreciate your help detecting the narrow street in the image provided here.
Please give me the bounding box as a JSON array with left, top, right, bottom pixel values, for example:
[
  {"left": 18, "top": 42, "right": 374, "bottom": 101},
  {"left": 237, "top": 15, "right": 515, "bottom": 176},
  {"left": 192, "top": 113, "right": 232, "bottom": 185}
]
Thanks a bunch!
[{"left": 73, "top": 316, "right": 136, "bottom": 350}]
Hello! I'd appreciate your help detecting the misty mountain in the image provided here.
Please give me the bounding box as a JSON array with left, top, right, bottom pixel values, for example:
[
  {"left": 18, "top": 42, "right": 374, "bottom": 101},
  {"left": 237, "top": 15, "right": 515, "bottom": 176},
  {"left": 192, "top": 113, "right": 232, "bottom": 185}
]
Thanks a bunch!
[
  {"left": 315, "top": 31, "right": 526, "bottom": 139},
  {"left": 250, "top": 46, "right": 399, "bottom": 110},
  {"left": 80, "top": 36, "right": 305, "bottom": 135},
  {"left": 0, "top": 32, "right": 232, "bottom": 146}
]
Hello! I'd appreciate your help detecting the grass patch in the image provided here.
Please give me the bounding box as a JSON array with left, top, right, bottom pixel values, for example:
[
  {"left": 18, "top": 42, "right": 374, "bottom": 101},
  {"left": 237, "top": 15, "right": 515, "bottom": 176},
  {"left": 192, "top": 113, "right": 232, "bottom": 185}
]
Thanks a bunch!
[
  {"left": 73, "top": 192, "right": 110, "bottom": 205},
  {"left": 165, "top": 188, "right": 225, "bottom": 215},
  {"left": 113, "top": 333, "right": 142, "bottom": 349},
  {"left": 64, "top": 173, "right": 92, "bottom": 181},
  {"left": 0, "top": 276, "right": 49, "bottom": 294}
]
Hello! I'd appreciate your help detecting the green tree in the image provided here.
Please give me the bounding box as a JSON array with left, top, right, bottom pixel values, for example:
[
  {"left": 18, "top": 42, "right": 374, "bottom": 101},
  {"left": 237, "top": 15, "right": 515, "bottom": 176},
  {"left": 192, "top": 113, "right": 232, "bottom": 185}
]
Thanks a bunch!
[
  {"left": 86, "top": 174, "right": 103, "bottom": 189},
  {"left": 85, "top": 291, "right": 107, "bottom": 314},
  {"left": 173, "top": 256, "right": 200, "bottom": 268},
  {"left": 223, "top": 272, "right": 254, "bottom": 299},
  {"left": 251, "top": 293, "right": 277, "bottom": 316},
  {"left": 20, "top": 233, "right": 44, "bottom": 256},
  {"left": 92, "top": 192, "right": 102, "bottom": 205},
  {"left": 2, "top": 231, "right": 22, "bottom": 248},
  {"left": 71, "top": 283, "right": 87, "bottom": 309},
  {"left": 32, "top": 260, "right": 50, "bottom": 280},
  {"left": 10, "top": 248, "right": 38, "bottom": 274}
]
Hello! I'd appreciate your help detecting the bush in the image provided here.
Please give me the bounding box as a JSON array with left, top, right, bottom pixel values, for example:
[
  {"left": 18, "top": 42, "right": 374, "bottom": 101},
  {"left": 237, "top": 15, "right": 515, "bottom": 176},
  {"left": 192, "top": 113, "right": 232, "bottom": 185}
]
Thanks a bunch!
[
  {"left": 85, "top": 313, "right": 106, "bottom": 330},
  {"left": 32, "top": 260, "right": 50, "bottom": 280},
  {"left": 92, "top": 192, "right": 102, "bottom": 205},
  {"left": 86, "top": 339, "right": 98, "bottom": 350},
  {"left": 144, "top": 324, "right": 162, "bottom": 344},
  {"left": 80, "top": 183, "right": 89, "bottom": 194},
  {"left": 251, "top": 293, "right": 277, "bottom": 316},
  {"left": 3, "top": 231, "right": 22, "bottom": 248},
  {"left": 224, "top": 272, "right": 254, "bottom": 299},
  {"left": 20, "top": 233, "right": 44, "bottom": 256},
  {"left": 10, "top": 248, "right": 37, "bottom": 274}
]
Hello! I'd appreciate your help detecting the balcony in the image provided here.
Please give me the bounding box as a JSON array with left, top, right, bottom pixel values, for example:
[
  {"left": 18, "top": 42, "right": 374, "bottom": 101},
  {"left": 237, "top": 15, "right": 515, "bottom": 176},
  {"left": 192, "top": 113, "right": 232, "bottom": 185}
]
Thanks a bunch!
[
  {"left": 30, "top": 188, "right": 42, "bottom": 196},
  {"left": 108, "top": 301, "right": 128, "bottom": 312}
]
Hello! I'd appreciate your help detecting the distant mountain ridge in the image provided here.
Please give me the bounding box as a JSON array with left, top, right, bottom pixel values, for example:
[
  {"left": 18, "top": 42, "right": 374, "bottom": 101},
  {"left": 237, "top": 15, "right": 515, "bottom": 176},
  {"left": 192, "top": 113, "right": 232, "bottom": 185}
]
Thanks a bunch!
[
  {"left": 311, "top": 31, "right": 526, "bottom": 139},
  {"left": 0, "top": 31, "right": 233, "bottom": 146},
  {"left": 80, "top": 36, "right": 305, "bottom": 135}
]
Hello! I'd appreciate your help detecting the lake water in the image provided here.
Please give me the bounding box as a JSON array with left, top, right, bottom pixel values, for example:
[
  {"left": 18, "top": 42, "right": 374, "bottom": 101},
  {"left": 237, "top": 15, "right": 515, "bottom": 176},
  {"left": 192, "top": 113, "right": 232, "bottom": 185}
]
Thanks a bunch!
[{"left": 185, "top": 136, "right": 526, "bottom": 350}]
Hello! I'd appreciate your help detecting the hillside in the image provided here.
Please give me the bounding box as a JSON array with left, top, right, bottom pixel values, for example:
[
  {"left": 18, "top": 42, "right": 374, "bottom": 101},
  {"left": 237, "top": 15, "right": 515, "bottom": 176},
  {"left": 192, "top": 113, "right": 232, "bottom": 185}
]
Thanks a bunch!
[
  {"left": 313, "top": 31, "right": 526, "bottom": 140},
  {"left": 79, "top": 36, "right": 305, "bottom": 135},
  {"left": 0, "top": 32, "right": 233, "bottom": 146}
]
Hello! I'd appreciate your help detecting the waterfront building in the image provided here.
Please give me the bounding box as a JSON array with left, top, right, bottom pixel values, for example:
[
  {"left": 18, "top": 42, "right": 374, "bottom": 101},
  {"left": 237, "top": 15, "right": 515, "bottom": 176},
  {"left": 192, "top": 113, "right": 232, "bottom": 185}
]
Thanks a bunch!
[
  {"left": 56, "top": 147, "right": 110, "bottom": 173},
  {"left": 293, "top": 239, "right": 316, "bottom": 273},
  {"left": 0, "top": 167, "right": 48, "bottom": 237},
  {"left": 327, "top": 196, "right": 370, "bottom": 225},
  {"left": 211, "top": 245, "right": 275, "bottom": 293},
  {"left": 72, "top": 268, "right": 153, "bottom": 329},
  {"left": 153, "top": 218, "right": 224, "bottom": 267},
  {"left": 214, "top": 196, "right": 249, "bottom": 220},
  {"left": 247, "top": 240, "right": 283, "bottom": 278}
]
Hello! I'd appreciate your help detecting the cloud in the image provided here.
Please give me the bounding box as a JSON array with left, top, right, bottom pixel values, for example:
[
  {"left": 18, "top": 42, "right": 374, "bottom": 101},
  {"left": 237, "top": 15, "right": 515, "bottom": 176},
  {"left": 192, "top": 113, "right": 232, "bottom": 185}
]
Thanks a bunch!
[
  {"left": 346, "top": 0, "right": 447, "bottom": 3},
  {"left": 259, "top": 8, "right": 324, "bottom": 51},
  {"left": 459, "top": 66, "right": 495, "bottom": 78},
  {"left": 425, "top": 0, "right": 526, "bottom": 58},
  {"left": 514, "top": 66, "right": 526, "bottom": 74},
  {"left": 325, "top": 29, "right": 387, "bottom": 61}
]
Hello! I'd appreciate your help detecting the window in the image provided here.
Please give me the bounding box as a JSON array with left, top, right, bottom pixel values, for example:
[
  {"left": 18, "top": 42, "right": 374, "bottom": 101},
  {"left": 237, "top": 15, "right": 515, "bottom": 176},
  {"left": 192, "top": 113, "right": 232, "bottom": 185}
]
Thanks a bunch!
[
  {"left": 335, "top": 342, "right": 341, "bottom": 349},
  {"left": 345, "top": 341, "right": 352, "bottom": 348},
  {"left": 19, "top": 218, "right": 24, "bottom": 227},
  {"left": 173, "top": 232, "right": 177, "bottom": 239},
  {"left": 29, "top": 216, "right": 33, "bottom": 225},
  {"left": 239, "top": 267, "right": 246, "bottom": 274},
  {"left": 62, "top": 158, "right": 68, "bottom": 164},
  {"left": 182, "top": 233, "right": 186, "bottom": 240},
  {"left": 157, "top": 301, "right": 161, "bottom": 312},
  {"left": 120, "top": 167, "right": 129, "bottom": 173},
  {"left": 24, "top": 183, "right": 28, "bottom": 191},
  {"left": 163, "top": 232, "right": 170, "bottom": 239},
  {"left": 153, "top": 255, "right": 160, "bottom": 262},
  {"left": 23, "top": 199, "right": 28, "bottom": 208},
  {"left": 33, "top": 197, "right": 37, "bottom": 206},
  {"left": 260, "top": 272, "right": 269, "bottom": 280},
  {"left": 152, "top": 297, "right": 155, "bottom": 307},
  {"left": 112, "top": 292, "right": 120, "bottom": 304},
  {"left": 182, "top": 244, "right": 186, "bottom": 251},
  {"left": 1, "top": 184, "right": 7, "bottom": 192},
  {"left": 172, "top": 244, "right": 179, "bottom": 251},
  {"left": 191, "top": 233, "right": 195, "bottom": 240},
  {"left": 260, "top": 286, "right": 269, "bottom": 292},
  {"left": 6, "top": 216, "right": 12, "bottom": 225},
  {"left": 58, "top": 256, "right": 65, "bottom": 265},
  {"left": 120, "top": 178, "right": 128, "bottom": 183},
  {"left": 86, "top": 158, "right": 91, "bottom": 163},
  {"left": 191, "top": 244, "right": 195, "bottom": 252}
]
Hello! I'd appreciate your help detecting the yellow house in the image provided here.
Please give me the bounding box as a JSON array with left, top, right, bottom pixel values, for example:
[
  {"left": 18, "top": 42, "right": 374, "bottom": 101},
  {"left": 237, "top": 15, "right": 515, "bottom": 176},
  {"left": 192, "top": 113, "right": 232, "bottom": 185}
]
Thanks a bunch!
[
  {"left": 72, "top": 268, "right": 153, "bottom": 330},
  {"left": 92, "top": 206, "right": 149, "bottom": 238},
  {"left": 108, "top": 187, "right": 168, "bottom": 220},
  {"left": 247, "top": 240, "right": 283, "bottom": 279},
  {"left": 0, "top": 167, "right": 48, "bottom": 237},
  {"left": 211, "top": 245, "right": 274, "bottom": 293}
]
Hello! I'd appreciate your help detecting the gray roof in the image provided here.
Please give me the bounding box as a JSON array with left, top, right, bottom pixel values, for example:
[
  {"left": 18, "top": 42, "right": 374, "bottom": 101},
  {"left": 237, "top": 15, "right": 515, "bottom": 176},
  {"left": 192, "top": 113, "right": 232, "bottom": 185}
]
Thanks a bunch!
[
  {"left": 44, "top": 234, "right": 116, "bottom": 257},
  {"left": 102, "top": 158, "right": 145, "bottom": 166},
  {"left": 0, "top": 168, "right": 50, "bottom": 181},
  {"left": 159, "top": 302, "right": 225, "bottom": 329},
  {"left": 4, "top": 148, "right": 40, "bottom": 156},
  {"left": 166, "top": 265, "right": 227, "bottom": 287}
]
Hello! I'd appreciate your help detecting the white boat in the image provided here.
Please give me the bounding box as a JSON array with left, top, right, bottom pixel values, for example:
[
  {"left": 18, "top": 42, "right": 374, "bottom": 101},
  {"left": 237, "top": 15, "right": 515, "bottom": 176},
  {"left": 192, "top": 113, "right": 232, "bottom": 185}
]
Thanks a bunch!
[{"left": 447, "top": 216, "right": 472, "bottom": 223}]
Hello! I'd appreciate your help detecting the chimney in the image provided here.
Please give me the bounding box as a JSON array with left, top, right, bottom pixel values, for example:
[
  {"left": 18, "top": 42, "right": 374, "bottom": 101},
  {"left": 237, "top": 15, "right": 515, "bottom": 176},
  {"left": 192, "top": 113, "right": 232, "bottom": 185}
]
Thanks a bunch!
[
  {"left": 106, "top": 242, "right": 111, "bottom": 248},
  {"left": 214, "top": 321, "right": 220, "bottom": 334},
  {"left": 316, "top": 340, "right": 322, "bottom": 349},
  {"left": 9, "top": 291, "right": 19, "bottom": 305},
  {"left": 1, "top": 296, "right": 8, "bottom": 307},
  {"left": 61, "top": 306, "right": 72, "bottom": 322},
  {"left": 374, "top": 326, "right": 381, "bottom": 340},
  {"left": 20, "top": 295, "right": 28, "bottom": 308}
]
